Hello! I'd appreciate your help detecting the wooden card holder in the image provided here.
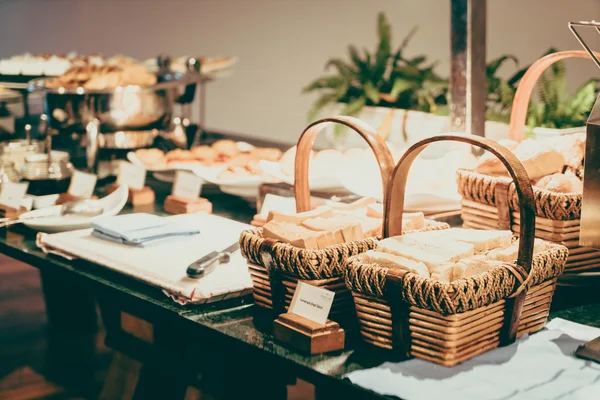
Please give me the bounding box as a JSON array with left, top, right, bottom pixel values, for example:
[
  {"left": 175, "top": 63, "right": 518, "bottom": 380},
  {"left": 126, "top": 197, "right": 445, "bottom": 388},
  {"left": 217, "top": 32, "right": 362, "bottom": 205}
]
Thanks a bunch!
[
  {"left": 164, "top": 195, "right": 212, "bottom": 215},
  {"left": 56, "top": 192, "right": 99, "bottom": 205},
  {"left": 273, "top": 313, "right": 344, "bottom": 355},
  {"left": 107, "top": 183, "right": 155, "bottom": 206},
  {"left": 0, "top": 204, "right": 27, "bottom": 220}
]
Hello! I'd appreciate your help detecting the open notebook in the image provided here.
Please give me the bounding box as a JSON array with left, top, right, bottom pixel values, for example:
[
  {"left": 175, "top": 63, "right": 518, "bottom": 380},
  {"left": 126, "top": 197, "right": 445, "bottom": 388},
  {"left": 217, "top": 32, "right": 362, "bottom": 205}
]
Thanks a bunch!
[{"left": 37, "top": 213, "right": 252, "bottom": 304}]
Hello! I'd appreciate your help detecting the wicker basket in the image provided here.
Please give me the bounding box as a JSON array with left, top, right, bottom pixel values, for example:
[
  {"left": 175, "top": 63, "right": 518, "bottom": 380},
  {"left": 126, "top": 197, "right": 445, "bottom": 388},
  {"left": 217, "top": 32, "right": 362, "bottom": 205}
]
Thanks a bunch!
[
  {"left": 239, "top": 116, "right": 449, "bottom": 325},
  {"left": 345, "top": 135, "right": 568, "bottom": 366},
  {"left": 458, "top": 50, "right": 600, "bottom": 280}
]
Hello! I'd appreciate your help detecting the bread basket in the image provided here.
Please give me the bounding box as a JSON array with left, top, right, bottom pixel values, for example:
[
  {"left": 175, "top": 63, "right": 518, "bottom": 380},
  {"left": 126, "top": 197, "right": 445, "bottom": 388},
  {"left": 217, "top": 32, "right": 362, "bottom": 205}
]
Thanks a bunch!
[
  {"left": 345, "top": 134, "right": 568, "bottom": 366},
  {"left": 457, "top": 50, "right": 598, "bottom": 280},
  {"left": 239, "top": 116, "right": 449, "bottom": 325}
]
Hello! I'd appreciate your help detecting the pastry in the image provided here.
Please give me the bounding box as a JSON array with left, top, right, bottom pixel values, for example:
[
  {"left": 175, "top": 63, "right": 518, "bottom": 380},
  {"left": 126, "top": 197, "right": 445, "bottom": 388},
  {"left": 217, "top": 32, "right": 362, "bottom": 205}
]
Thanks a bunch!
[
  {"left": 212, "top": 140, "right": 239, "bottom": 158},
  {"left": 135, "top": 148, "right": 166, "bottom": 167},
  {"left": 250, "top": 147, "right": 282, "bottom": 162},
  {"left": 165, "top": 149, "right": 195, "bottom": 162},
  {"left": 475, "top": 139, "right": 519, "bottom": 175},
  {"left": 534, "top": 173, "right": 583, "bottom": 193},
  {"left": 191, "top": 145, "right": 217, "bottom": 163},
  {"left": 548, "top": 133, "right": 586, "bottom": 170}
]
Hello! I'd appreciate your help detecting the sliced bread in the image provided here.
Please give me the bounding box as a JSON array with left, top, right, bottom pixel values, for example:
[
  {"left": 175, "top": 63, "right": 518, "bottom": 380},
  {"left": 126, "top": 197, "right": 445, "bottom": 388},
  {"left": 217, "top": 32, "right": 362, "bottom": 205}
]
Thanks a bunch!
[
  {"left": 262, "top": 221, "right": 319, "bottom": 249},
  {"left": 301, "top": 215, "right": 363, "bottom": 243},
  {"left": 359, "top": 250, "right": 429, "bottom": 278},
  {"left": 377, "top": 235, "right": 475, "bottom": 272},
  {"left": 266, "top": 205, "right": 333, "bottom": 225},
  {"left": 487, "top": 238, "right": 547, "bottom": 262}
]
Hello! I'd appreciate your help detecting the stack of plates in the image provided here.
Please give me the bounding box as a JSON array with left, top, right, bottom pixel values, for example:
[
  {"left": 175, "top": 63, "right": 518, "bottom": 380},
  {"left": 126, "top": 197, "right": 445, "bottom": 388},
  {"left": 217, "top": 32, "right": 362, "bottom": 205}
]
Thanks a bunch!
[
  {"left": 352, "top": 278, "right": 556, "bottom": 366},
  {"left": 247, "top": 263, "right": 355, "bottom": 325},
  {"left": 461, "top": 199, "right": 600, "bottom": 285}
]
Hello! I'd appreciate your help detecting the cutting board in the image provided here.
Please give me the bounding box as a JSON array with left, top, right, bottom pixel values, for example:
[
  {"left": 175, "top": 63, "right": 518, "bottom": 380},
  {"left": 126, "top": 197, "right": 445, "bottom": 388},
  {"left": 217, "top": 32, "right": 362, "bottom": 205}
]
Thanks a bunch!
[{"left": 37, "top": 213, "right": 252, "bottom": 304}]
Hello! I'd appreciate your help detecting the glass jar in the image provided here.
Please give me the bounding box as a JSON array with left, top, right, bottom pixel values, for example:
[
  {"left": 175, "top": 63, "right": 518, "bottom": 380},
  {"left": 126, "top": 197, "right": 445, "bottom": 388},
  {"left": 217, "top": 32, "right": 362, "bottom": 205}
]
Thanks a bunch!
[{"left": 22, "top": 152, "right": 74, "bottom": 196}]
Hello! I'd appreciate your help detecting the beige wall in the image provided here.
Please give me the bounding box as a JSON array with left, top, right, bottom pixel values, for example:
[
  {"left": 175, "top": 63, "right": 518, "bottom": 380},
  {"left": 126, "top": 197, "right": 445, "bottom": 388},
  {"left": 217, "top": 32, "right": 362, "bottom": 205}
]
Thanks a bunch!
[{"left": 1, "top": 0, "right": 599, "bottom": 144}]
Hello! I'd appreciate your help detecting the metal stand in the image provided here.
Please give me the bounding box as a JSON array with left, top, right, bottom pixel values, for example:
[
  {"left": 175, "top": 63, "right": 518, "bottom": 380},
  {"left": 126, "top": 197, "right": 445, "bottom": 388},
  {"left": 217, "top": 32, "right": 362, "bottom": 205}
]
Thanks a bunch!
[{"left": 450, "top": 0, "right": 487, "bottom": 145}]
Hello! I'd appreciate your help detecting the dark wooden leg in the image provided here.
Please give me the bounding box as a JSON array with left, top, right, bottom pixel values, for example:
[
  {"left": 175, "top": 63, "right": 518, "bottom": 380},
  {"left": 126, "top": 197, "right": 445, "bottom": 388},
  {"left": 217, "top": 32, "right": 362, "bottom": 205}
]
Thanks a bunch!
[{"left": 40, "top": 270, "right": 98, "bottom": 397}]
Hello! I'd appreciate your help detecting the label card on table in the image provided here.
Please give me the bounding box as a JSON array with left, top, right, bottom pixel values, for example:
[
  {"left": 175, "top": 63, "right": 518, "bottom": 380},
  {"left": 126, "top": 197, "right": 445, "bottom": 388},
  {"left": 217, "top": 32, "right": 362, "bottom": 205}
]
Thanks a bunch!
[
  {"left": 259, "top": 194, "right": 297, "bottom": 218},
  {"left": 172, "top": 171, "right": 203, "bottom": 200},
  {"left": 68, "top": 170, "right": 98, "bottom": 198},
  {"left": 0, "top": 182, "right": 29, "bottom": 209},
  {"left": 289, "top": 281, "right": 335, "bottom": 325},
  {"left": 118, "top": 162, "right": 146, "bottom": 190}
]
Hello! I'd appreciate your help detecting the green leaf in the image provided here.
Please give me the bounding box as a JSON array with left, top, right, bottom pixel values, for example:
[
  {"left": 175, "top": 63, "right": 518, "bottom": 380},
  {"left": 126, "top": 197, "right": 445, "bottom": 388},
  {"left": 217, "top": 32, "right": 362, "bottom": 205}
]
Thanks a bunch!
[
  {"left": 348, "top": 45, "right": 366, "bottom": 70},
  {"left": 302, "top": 75, "right": 347, "bottom": 93},
  {"left": 389, "top": 78, "right": 414, "bottom": 99},
  {"left": 375, "top": 12, "right": 392, "bottom": 77},
  {"left": 339, "top": 96, "right": 366, "bottom": 116},
  {"left": 324, "top": 58, "right": 354, "bottom": 78},
  {"left": 486, "top": 55, "right": 518, "bottom": 77},
  {"left": 567, "top": 80, "right": 596, "bottom": 122},
  {"left": 306, "top": 93, "right": 338, "bottom": 122},
  {"left": 364, "top": 82, "right": 380, "bottom": 104},
  {"left": 407, "top": 55, "right": 427, "bottom": 67}
]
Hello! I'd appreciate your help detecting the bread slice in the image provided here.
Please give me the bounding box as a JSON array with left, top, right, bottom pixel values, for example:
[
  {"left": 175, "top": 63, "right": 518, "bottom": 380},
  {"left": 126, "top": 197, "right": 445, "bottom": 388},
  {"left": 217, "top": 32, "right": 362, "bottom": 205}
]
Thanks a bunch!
[
  {"left": 377, "top": 235, "right": 475, "bottom": 272},
  {"left": 266, "top": 205, "right": 333, "bottom": 224},
  {"left": 487, "top": 238, "right": 546, "bottom": 262},
  {"left": 262, "top": 221, "right": 319, "bottom": 249},
  {"left": 366, "top": 203, "right": 383, "bottom": 218},
  {"left": 407, "top": 228, "right": 512, "bottom": 253},
  {"left": 431, "top": 263, "right": 455, "bottom": 282},
  {"left": 359, "top": 250, "right": 429, "bottom": 278},
  {"left": 301, "top": 215, "right": 363, "bottom": 244},
  {"left": 403, "top": 212, "right": 425, "bottom": 231}
]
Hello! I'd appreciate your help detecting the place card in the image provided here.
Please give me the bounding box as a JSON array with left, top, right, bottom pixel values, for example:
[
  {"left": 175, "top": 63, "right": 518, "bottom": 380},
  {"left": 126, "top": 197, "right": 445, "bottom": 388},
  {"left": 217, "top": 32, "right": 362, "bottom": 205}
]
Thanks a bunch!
[
  {"left": 172, "top": 171, "right": 203, "bottom": 200},
  {"left": 118, "top": 162, "right": 146, "bottom": 190},
  {"left": 259, "top": 194, "right": 297, "bottom": 217},
  {"left": 288, "top": 281, "right": 335, "bottom": 325},
  {"left": 0, "top": 182, "right": 29, "bottom": 209},
  {"left": 68, "top": 170, "right": 98, "bottom": 198}
]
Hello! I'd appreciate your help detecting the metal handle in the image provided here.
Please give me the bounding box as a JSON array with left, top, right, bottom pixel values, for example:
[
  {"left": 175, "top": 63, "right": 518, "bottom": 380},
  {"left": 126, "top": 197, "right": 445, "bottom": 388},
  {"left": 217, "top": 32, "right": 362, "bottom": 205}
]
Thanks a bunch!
[
  {"left": 85, "top": 119, "right": 100, "bottom": 173},
  {"left": 25, "top": 124, "right": 32, "bottom": 144}
]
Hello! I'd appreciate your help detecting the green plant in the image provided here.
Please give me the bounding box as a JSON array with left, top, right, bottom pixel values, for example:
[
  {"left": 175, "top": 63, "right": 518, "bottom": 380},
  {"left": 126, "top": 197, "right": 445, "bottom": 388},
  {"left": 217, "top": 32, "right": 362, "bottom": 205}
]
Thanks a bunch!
[
  {"left": 303, "top": 13, "right": 447, "bottom": 123},
  {"left": 485, "top": 55, "right": 528, "bottom": 123},
  {"left": 526, "top": 48, "right": 599, "bottom": 131}
]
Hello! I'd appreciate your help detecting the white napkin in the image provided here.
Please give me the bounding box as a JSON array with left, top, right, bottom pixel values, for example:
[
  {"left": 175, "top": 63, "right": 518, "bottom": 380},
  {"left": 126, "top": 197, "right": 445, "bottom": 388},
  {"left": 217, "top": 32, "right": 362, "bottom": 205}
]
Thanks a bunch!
[{"left": 346, "top": 318, "right": 600, "bottom": 400}]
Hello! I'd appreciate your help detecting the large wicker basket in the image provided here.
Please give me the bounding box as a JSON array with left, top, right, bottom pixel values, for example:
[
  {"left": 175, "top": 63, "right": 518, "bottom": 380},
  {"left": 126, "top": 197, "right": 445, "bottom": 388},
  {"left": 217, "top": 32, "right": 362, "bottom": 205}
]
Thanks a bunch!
[
  {"left": 345, "top": 135, "right": 568, "bottom": 366},
  {"left": 458, "top": 50, "right": 600, "bottom": 281},
  {"left": 239, "top": 116, "right": 449, "bottom": 325}
]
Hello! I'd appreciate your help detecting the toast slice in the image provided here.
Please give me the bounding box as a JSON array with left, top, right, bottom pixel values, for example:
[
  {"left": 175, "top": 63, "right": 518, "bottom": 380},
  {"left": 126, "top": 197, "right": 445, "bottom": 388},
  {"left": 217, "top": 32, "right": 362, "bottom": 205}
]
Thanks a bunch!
[
  {"left": 366, "top": 203, "right": 383, "bottom": 218},
  {"left": 262, "top": 221, "right": 319, "bottom": 249},
  {"left": 403, "top": 212, "right": 425, "bottom": 231},
  {"left": 377, "top": 234, "right": 475, "bottom": 272},
  {"left": 487, "top": 238, "right": 546, "bottom": 262},
  {"left": 329, "top": 197, "right": 377, "bottom": 211},
  {"left": 359, "top": 250, "right": 429, "bottom": 278},
  {"left": 408, "top": 228, "right": 512, "bottom": 253},
  {"left": 301, "top": 215, "right": 364, "bottom": 243},
  {"left": 266, "top": 205, "right": 333, "bottom": 225}
]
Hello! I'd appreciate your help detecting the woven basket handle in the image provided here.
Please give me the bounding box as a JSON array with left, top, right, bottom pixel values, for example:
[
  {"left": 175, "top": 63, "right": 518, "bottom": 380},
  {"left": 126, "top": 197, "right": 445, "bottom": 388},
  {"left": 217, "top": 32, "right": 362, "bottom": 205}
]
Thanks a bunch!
[
  {"left": 509, "top": 50, "right": 600, "bottom": 142},
  {"left": 384, "top": 134, "right": 536, "bottom": 274},
  {"left": 294, "top": 116, "right": 395, "bottom": 212}
]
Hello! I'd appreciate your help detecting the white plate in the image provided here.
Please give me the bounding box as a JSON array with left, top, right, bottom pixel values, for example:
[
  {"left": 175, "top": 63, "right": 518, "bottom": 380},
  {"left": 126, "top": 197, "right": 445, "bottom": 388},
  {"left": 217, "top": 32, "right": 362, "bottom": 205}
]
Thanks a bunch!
[
  {"left": 153, "top": 171, "right": 176, "bottom": 183},
  {"left": 258, "top": 160, "right": 344, "bottom": 191},
  {"left": 21, "top": 185, "right": 129, "bottom": 233},
  {"left": 192, "top": 165, "right": 266, "bottom": 201}
]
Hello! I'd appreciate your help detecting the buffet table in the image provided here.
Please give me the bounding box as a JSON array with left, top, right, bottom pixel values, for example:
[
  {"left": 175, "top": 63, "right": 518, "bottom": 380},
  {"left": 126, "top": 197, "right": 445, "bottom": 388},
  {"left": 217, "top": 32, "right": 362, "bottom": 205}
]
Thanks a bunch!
[{"left": 2, "top": 174, "right": 600, "bottom": 399}]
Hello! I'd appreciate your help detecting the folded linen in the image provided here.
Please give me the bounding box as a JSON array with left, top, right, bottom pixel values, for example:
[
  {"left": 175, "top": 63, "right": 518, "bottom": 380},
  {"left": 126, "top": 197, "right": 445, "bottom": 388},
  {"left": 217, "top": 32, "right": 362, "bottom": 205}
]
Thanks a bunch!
[{"left": 91, "top": 213, "right": 200, "bottom": 247}]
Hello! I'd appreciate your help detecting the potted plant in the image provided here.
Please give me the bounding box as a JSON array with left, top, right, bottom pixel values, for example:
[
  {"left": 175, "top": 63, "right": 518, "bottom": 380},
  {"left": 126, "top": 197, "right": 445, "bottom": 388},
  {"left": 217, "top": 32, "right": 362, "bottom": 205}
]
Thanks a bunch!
[
  {"left": 525, "top": 48, "right": 598, "bottom": 139},
  {"left": 303, "top": 13, "right": 450, "bottom": 149}
]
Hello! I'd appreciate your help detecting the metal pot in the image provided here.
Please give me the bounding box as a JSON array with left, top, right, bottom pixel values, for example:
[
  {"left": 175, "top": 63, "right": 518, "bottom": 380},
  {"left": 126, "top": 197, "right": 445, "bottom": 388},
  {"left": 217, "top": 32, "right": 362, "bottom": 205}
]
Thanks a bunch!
[{"left": 29, "top": 71, "right": 199, "bottom": 133}]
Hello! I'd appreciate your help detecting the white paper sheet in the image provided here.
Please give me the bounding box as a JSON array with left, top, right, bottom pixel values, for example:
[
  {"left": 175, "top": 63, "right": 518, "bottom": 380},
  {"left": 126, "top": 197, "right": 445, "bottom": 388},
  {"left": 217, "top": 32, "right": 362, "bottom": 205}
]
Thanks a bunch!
[{"left": 346, "top": 318, "right": 600, "bottom": 400}]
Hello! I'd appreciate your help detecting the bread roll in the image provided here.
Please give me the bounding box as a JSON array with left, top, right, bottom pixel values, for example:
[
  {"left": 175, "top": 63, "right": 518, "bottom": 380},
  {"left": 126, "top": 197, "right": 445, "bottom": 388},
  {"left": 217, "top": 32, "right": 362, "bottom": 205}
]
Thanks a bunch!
[
  {"left": 359, "top": 250, "right": 429, "bottom": 278},
  {"left": 475, "top": 139, "right": 519, "bottom": 175},
  {"left": 534, "top": 173, "right": 583, "bottom": 194},
  {"left": 548, "top": 133, "right": 585, "bottom": 170},
  {"left": 377, "top": 235, "right": 475, "bottom": 272}
]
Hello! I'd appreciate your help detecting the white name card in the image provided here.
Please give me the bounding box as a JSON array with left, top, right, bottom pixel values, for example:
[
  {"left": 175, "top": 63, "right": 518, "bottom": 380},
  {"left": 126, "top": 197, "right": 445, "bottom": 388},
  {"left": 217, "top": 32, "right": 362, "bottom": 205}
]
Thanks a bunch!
[
  {"left": 118, "top": 162, "right": 146, "bottom": 190},
  {"left": 172, "top": 171, "right": 203, "bottom": 199},
  {"left": 0, "top": 182, "right": 29, "bottom": 209},
  {"left": 288, "top": 281, "right": 335, "bottom": 325},
  {"left": 68, "top": 170, "right": 98, "bottom": 198},
  {"left": 259, "top": 194, "right": 297, "bottom": 218}
]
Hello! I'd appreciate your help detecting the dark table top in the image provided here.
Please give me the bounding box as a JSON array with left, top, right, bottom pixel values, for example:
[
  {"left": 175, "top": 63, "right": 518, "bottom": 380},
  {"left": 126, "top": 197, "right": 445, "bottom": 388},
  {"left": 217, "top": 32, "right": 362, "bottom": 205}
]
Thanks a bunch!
[{"left": 1, "top": 179, "right": 600, "bottom": 399}]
